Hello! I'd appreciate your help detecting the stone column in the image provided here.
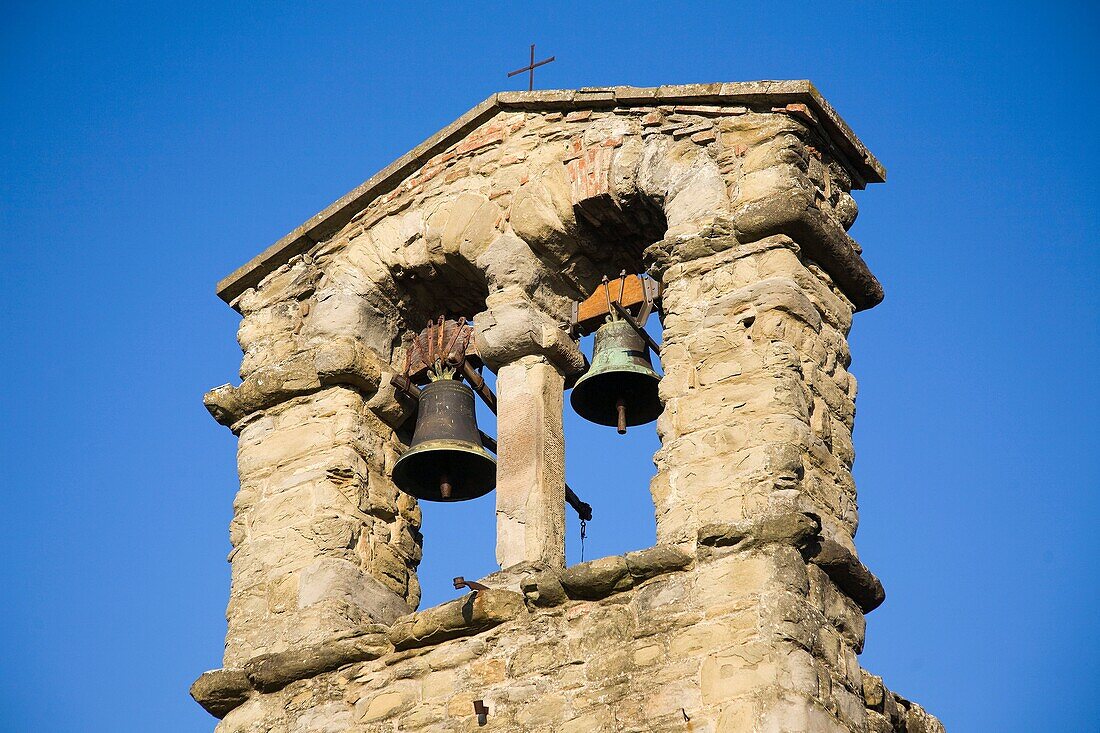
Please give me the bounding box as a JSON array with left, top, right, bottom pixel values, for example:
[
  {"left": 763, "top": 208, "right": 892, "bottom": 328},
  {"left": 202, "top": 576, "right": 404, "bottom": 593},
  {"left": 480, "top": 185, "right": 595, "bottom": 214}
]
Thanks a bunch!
[
  {"left": 493, "top": 355, "right": 567, "bottom": 570},
  {"left": 473, "top": 297, "right": 584, "bottom": 574}
]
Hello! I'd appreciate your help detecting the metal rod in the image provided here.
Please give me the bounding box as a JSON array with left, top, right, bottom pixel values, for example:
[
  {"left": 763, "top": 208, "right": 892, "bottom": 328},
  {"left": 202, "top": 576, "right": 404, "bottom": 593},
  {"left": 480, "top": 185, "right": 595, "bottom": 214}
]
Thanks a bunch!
[
  {"left": 637, "top": 275, "right": 657, "bottom": 324},
  {"left": 390, "top": 373, "right": 422, "bottom": 399},
  {"left": 611, "top": 301, "right": 662, "bottom": 356},
  {"left": 566, "top": 488, "right": 593, "bottom": 522},
  {"left": 453, "top": 576, "right": 490, "bottom": 592},
  {"left": 461, "top": 361, "right": 497, "bottom": 414},
  {"left": 616, "top": 397, "right": 627, "bottom": 435},
  {"left": 478, "top": 430, "right": 497, "bottom": 452}
]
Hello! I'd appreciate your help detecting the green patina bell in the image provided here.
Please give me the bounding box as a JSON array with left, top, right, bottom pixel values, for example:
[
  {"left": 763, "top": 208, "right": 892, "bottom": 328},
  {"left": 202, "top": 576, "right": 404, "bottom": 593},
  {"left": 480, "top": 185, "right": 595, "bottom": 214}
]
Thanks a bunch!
[
  {"left": 392, "top": 379, "right": 496, "bottom": 501},
  {"left": 570, "top": 319, "right": 662, "bottom": 434}
]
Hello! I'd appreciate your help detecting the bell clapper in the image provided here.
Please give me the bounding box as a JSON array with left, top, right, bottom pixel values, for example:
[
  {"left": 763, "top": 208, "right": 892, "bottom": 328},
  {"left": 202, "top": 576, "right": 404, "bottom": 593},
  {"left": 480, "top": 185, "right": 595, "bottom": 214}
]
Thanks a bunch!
[
  {"left": 440, "top": 473, "right": 453, "bottom": 500},
  {"left": 616, "top": 397, "right": 627, "bottom": 435}
]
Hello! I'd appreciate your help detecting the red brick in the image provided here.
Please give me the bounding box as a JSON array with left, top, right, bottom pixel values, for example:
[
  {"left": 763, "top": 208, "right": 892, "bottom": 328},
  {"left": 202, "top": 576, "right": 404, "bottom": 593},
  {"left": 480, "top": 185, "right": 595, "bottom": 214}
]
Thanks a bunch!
[
  {"left": 453, "top": 127, "right": 505, "bottom": 156},
  {"left": 444, "top": 166, "right": 470, "bottom": 184},
  {"left": 772, "top": 103, "right": 818, "bottom": 125}
]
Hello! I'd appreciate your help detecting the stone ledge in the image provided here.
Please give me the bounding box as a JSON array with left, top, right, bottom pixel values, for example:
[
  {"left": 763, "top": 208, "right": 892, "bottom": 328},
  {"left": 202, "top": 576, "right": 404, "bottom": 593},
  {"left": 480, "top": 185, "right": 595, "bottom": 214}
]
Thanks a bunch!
[
  {"left": 217, "top": 81, "right": 884, "bottom": 306},
  {"left": 698, "top": 511, "right": 821, "bottom": 552},
  {"left": 862, "top": 669, "right": 945, "bottom": 733},
  {"left": 190, "top": 628, "right": 392, "bottom": 718},
  {"left": 729, "top": 186, "right": 884, "bottom": 310},
  {"left": 244, "top": 628, "right": 392, "bottom": 693},
  {"left": 387, "top": 589, "right": 526, "bottom": 651},
  {"left": 191, "top": 540, "right": 890, "bottom": 721},
  {"left": 647, "top": 211, "right": 881, "bottom": 313},
  {"left": 522, "top": 544, "right": 693, "bottom": 607}
]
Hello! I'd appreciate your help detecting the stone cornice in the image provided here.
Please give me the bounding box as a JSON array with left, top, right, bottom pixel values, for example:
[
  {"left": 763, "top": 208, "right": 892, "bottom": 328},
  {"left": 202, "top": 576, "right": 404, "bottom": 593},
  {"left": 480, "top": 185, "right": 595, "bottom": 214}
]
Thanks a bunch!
[{"left": 216, "top": 81, "right": 885, "bottom": 307}]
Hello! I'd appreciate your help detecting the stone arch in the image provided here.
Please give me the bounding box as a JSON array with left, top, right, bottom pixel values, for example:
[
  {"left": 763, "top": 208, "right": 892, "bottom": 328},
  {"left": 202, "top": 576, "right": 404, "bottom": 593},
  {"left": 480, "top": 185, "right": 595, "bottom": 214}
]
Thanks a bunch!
[{"left": 497, "top": 127, "right": 731, "bottom": 313}]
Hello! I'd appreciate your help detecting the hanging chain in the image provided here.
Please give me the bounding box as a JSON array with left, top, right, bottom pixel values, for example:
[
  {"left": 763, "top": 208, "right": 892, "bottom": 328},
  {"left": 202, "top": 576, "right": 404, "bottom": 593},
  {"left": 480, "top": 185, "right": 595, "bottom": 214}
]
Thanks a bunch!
[{"left": 579, "top": 519, "right": 587, "bottom": 563}]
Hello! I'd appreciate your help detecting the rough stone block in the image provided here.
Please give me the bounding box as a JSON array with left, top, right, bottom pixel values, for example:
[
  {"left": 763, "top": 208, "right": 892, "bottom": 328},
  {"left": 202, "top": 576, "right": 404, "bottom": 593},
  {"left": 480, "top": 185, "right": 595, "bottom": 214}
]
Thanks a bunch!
[
  {"left": 189, "top": 668, "right": 251, "bottom": 719},
  {"left": 559, "top": 555, "right": 631, "bottom": 600},
  {"left": 624, "top": 544, "right": 692, "bottom": 581},
  {"left": 244, "top": 628, "right": 391, "bottom": 692},
  {"left": 297, "top": 557, "right": 411, "bottom": 625},
  {"left": 802, "top": 538, "right": 885, "bottom": 613},
  {"left": 387, "top": 590, "right": 526, "bottom": 650}
]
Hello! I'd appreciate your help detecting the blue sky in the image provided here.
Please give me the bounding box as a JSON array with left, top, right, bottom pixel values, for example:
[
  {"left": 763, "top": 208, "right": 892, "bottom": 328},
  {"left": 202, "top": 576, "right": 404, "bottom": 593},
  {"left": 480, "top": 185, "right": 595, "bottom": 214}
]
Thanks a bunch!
[{"left": 1, "top": 2, "right": 1097, "bottom": 731}]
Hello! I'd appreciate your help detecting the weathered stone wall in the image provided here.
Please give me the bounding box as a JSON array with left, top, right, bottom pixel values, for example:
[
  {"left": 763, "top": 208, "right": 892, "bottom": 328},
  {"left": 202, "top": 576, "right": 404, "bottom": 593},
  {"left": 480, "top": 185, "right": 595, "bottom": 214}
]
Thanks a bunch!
[
  {"left": 196, "top": 84, "right": 943, "bottom": 732},
  {"left": 651, "top": 232, "right": 861, "bottom": 552},
  {"left": 200, "top": 539, "right": 939, "bottom": 732}
]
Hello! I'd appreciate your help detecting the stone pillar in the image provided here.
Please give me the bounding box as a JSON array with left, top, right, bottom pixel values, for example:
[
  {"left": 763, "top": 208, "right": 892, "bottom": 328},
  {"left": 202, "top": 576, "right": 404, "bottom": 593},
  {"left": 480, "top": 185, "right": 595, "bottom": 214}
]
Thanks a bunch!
[
  {"left": 650, "top": 233, "right": 859, "bottom": 552},
  {"left": 224, "top": 388, "right": 416, "bottom": 666},
  {"left": 647, "top": 231, "right": 871, "bottom": 730},
  {"left": 473, "top": 296, "right": 584, "bottom": 574},
  {"left": 203, "top": 258, "right": 422, "bottom": 669},
  {"left": 494, "top": 355, "right": 567, "bottom": 570}
]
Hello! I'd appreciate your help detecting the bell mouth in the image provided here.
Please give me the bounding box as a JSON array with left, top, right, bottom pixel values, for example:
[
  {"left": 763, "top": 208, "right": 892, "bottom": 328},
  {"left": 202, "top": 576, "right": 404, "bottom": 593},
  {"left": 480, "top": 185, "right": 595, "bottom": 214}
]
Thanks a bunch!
[
  {"left": 569, "top": 370, "right": 663, "bottom": 428},
  {"left": 391, "top": 439, "right": 497, "bottom": 502}
]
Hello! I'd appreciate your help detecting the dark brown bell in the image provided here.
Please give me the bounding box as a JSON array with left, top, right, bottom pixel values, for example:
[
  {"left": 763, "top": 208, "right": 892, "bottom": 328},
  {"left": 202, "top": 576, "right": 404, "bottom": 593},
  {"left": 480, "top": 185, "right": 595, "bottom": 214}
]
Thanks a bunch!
[
  {"left": 570, "top": 319, "right": 662, "bottom": 434},
  {"left": 392, "top": 379, "right": 496, "bottom": 502}
]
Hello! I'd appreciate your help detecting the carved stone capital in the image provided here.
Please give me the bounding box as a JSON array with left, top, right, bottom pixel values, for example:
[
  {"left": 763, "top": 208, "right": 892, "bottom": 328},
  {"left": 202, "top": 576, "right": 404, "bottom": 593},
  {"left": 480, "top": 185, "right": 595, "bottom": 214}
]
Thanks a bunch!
[{"left": 472, "top": 299, "right": 584, "bottom": 376}]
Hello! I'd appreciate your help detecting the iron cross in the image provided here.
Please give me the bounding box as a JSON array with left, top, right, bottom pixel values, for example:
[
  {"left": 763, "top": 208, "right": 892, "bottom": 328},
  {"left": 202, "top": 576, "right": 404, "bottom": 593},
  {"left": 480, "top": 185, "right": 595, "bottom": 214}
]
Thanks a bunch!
[{"left": 507, "top": 44, "right": 555, "bottom": 91}]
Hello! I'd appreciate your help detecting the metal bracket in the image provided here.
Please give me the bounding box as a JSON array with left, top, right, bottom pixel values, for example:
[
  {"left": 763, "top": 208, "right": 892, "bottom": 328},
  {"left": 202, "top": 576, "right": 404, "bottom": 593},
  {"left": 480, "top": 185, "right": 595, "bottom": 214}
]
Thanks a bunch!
[
  {"left": 473, "top": 699, "right": 490, "bottom": 726},
  {"left": 453, "top": 576, "right": 490, "bottom": 592},
  {"left": 611, "top": 301, "right": 661, "bottom": 357}
]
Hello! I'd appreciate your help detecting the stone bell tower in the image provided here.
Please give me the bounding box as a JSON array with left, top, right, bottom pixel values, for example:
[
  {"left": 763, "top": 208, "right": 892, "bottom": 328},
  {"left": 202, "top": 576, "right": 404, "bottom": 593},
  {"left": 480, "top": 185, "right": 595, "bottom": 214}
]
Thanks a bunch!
[{"left": 192, "top": 81, "right": 945, "bottom": 732}]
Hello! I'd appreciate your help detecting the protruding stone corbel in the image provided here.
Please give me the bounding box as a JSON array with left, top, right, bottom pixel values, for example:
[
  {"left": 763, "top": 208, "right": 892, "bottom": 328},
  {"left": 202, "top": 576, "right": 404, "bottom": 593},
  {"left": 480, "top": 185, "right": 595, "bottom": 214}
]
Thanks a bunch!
[
  {"left": 802, "top": 537, "right": 886, "bottom": 613},
  {"left": 695, "top": 511, "right": 884, "bottom": 613},
  {"left": 203, "top": 338, "right": 386, "bottom": 430},
  {"left": 189, "top": 668, "right": 251, "bottom": 720},
  {"left": 730, "top": 175, "right": 883, "bottom": 310},
  {"left": 189, "top": 626, "right": 394, "bottom": 718}
]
